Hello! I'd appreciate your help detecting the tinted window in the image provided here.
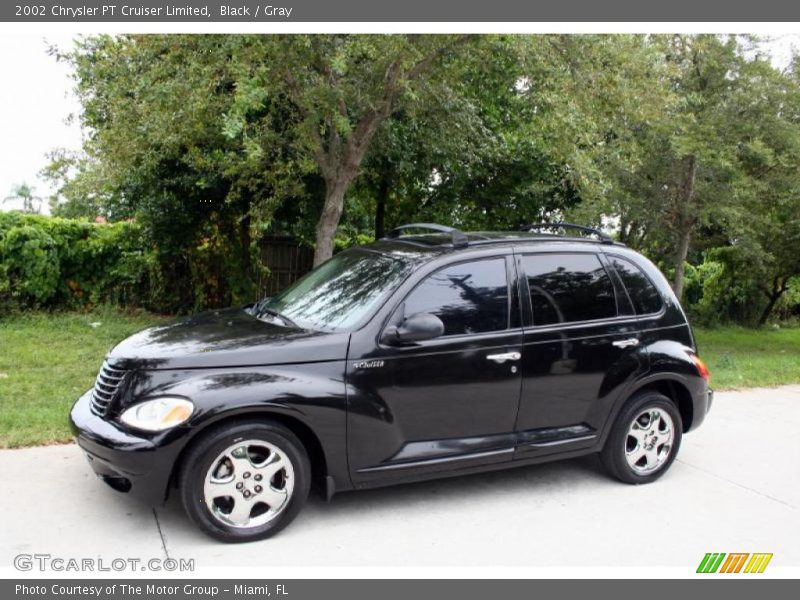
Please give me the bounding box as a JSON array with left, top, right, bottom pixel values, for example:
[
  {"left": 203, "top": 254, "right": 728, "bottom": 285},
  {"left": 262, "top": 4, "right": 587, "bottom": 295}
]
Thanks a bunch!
[
  {"left": 611, "top": 256, "right": 664, "bottom": 315},
  {"left": 403, "top": 259, "right": 509, "bottom": 336},
  {"left": 262, "top": 249, "right": 413, "bottom": 332},
  {"left": 522, "top": 253, "right": 617, "bottom": 325}
]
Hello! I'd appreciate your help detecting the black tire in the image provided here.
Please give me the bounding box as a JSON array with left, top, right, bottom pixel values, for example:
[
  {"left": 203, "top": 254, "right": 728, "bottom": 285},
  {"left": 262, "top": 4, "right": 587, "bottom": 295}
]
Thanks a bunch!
[
  {"left": 601, "top": 392, "right": 683, "bottom": 484},
  {"left": 179, "top": 420, "right": 311, "bottom": 542}
]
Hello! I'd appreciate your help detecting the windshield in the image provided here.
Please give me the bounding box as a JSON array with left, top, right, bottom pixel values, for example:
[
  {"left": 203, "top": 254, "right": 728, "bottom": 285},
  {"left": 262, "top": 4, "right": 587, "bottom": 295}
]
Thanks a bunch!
[{"left": 257, "top": 249, "right": 414, "bottom": 332}]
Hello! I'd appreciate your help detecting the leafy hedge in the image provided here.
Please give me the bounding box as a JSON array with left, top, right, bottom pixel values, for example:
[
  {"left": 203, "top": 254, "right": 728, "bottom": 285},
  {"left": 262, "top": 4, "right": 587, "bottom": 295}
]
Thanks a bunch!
[
  {"left": 0, "top": 212, "right": 155, "bottom": 313},
  {"left": 0, "top": 212, "right": 272, "bottom": 315}
]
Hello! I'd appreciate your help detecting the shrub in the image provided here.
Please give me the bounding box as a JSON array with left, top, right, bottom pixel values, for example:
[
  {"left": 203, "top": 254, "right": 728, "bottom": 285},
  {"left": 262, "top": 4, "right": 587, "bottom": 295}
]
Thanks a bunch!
[
  {"left": 0, "top": 224, "right": 60, "bottom": 307},
  {"left": 0, "top": 213, "right": 153, "bottom": 314},
  {"left": 683, "top": 249, "right": 771, "bottom": 327},
  {"left": 0, "top": 212, "right": 262, "bottom": 315}
]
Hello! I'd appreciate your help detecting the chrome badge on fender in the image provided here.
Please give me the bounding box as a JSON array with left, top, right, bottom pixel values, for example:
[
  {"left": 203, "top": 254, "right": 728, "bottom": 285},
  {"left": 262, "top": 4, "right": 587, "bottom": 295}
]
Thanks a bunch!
[{"left": 352, "top": 360, "right": 385, "bottom": 370}]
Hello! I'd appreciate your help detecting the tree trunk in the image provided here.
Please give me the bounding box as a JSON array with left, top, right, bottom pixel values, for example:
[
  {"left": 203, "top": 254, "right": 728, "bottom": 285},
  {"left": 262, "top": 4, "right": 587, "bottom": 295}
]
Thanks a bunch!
[
  {"left": 375, "top": 175, "right": 389, "bottom": 239},
  {"left": 618, "top": 213, "right": 629, "bottom": 245},
  {"left": 375, "top": 199, "right": 386, "bottom": 240},
  {"left": 313, "top": 179, "right": 349, "bottom": 266},
  {"left": 672, "top": 155, "right": 697, "bottom": 300},
  {"left": 758, "top": 278, "right": 788, "bottom": 325},
  {"left": 239, "top": 213, "right": 252, "bottom": 278},
  {"left": 672, "top": 228, "right": 692, "bottom": 300},
  {"left": 311, "top": 116, "right": 386, "bottom": 265}
]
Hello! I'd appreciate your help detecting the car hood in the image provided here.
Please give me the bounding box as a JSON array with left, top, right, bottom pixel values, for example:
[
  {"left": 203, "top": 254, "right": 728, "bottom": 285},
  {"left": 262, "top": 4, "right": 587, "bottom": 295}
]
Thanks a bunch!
[{"left": 105, "top": 307, "right": 350, "bottom": 370}]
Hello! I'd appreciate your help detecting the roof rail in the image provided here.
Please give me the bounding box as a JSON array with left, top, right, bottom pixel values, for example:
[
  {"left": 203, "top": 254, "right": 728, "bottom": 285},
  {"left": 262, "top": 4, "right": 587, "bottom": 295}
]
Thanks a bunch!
[
  {"left": 385, "top": 223, "right": 469, "bottom": 248},
  {"left": 521, "top": 222, "right": 613, "bottom": 244}
]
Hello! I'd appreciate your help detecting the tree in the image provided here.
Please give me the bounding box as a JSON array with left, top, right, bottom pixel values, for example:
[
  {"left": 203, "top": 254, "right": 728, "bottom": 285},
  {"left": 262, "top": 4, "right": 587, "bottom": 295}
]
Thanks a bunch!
[
  {"left": 729, "top": 54, "right": 800, "bottom": 324},
  {"left": 600, "top": 35, "right": 799, "bottom": 300},
  {"left": 53, "top": 35, "right": 291, "bottom": 310},
  {"left": 3, "top": 183, "right": 43, "bottom": 214},
  {"left": 64, "top": 34, "right": 659, "bottom": 271},
  {"left": 350, "top": 35, "right": 665, "bottom": 237},
  {"left": 222, "top": 35, "right": 485, "bottom": 265},
  {"left": 57, "top": 33, "right": 800, "bottom": 323}
]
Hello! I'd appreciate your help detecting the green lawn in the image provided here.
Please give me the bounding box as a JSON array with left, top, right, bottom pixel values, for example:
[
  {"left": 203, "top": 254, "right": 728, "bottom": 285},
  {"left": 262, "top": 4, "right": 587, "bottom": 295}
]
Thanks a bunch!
[
  {"left": 694, "top": 326, "right": 800, "bottom": 390},
  {"left": 0, "top": 308, "right": 167, "bottom": 448},
  {"left": 1, "top": 310, "right": 799, "bottom": 448}
]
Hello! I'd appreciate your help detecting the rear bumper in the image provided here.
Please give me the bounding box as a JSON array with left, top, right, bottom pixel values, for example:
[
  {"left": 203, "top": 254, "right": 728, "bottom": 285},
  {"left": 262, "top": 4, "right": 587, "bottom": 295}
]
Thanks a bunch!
[
  {"left": 69, "top": 390, "right": 180, "bottom": 505},
  {"left": 688, "top": 386, "right": 713, "bottom": 432}
]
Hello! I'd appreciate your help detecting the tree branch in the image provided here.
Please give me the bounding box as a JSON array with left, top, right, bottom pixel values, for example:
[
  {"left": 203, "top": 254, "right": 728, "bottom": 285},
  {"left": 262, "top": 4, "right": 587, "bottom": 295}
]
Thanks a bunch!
[
  {"left": 342, "top": 36, "right": 475, "bottom": 173},
  {"left": 283, "top": 70, "right": 335, "bottom": 180},
  {"left": 407, "top": 35, "right": 475, "bottom": 81}
]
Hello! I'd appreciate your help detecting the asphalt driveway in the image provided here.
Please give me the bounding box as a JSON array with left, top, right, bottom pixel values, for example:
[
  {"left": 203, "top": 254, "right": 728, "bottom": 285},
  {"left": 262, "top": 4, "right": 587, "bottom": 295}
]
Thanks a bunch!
[{"left": 2, "top": 386, "right": 798, "bottom": 569}]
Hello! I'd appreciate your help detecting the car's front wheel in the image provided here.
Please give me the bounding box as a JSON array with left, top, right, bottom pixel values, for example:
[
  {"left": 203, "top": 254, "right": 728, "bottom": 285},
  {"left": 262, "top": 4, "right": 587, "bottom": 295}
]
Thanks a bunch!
[
  {"left": 601, "top": 391, "right": 682, "bottom": 484},
  {"left": 179, "top": 420, "right": 311, "bottom": 542}
]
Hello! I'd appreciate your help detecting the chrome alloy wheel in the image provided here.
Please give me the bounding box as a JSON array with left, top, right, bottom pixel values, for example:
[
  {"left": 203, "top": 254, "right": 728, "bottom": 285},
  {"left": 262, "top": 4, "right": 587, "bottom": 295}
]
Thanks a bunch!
[
  {"left": 624, "top": 408, "right": 675, "bottom": 475},
  {"left": 203, "top": 440, "right": 295, "bottom": 528}
]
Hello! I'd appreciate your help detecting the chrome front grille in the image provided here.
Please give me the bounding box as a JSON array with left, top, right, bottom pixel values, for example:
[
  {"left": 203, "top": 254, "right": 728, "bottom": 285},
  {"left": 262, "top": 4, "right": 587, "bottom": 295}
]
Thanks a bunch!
[{"left": 90, "top": 361, "right": 127, "bottom": 416}]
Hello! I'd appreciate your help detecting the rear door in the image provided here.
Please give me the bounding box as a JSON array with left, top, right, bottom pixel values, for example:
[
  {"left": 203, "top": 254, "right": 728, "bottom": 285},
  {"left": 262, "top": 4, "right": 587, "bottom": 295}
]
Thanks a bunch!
[{"left": 513, "top": 251, "right": 647, "bottom": 458}]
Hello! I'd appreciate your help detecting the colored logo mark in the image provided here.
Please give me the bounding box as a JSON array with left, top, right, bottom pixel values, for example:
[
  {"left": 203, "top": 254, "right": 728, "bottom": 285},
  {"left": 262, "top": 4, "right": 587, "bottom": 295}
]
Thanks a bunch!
[{"left": 696, "top": 553, "right": 773, "bottom": 573}]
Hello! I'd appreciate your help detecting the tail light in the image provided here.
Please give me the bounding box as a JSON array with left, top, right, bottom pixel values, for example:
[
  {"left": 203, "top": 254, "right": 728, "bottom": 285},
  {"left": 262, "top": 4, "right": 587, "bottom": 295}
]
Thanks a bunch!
[{"left": 689, "top": 353, "right": 710, "bottom": 381}]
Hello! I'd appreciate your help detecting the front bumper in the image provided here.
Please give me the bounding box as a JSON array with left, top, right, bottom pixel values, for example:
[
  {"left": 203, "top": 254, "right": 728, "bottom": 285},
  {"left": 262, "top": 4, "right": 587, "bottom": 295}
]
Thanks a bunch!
[{"left": 70, "top": 390, "right": 182, "bottom": 505}]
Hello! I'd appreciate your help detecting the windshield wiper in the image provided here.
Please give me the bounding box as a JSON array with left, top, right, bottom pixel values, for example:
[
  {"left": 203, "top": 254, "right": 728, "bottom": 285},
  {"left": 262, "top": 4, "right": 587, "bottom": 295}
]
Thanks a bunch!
[{"left": 256, "top": 306, "right": 299, "bottom": 329}]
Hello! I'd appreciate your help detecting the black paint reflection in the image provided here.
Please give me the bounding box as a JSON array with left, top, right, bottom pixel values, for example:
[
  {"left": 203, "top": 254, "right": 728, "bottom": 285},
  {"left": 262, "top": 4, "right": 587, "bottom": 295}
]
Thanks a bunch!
[
  {"left": 522, "top": 254, "right": 617, "bottom": 325},
  {"left": 263, "top": 249, "right": 413, "bottom": 332},
  {"left": 610, "top": 256, "right": 664, "bottom": 315},
  {"left": 403, "top": 258, "right": 509, "bottom": 336}
]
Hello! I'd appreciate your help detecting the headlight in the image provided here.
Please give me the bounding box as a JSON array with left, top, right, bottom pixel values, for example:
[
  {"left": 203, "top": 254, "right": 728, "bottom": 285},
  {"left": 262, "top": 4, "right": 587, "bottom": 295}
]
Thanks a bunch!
[{"left": 119, "top": 397, "right": 194, "bottom": 432}]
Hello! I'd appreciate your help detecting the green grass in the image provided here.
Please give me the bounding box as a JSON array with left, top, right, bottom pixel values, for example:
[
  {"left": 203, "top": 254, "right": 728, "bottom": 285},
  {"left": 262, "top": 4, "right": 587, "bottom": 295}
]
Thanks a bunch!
[
  {"left": 694, "top": 326, "right": 800, "bottom": 390},
  {"left": 1, "top": 310, "right": 799, "bottom": 448},
  {"left": 0, "top": 308, "right": 167, "bottom": 448}
]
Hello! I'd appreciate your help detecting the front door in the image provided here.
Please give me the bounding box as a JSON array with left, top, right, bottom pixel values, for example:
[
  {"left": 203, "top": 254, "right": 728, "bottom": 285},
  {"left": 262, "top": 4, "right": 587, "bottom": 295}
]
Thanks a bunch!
[{"left": 347, "top": 255, "right": 523, "bottom": 484}]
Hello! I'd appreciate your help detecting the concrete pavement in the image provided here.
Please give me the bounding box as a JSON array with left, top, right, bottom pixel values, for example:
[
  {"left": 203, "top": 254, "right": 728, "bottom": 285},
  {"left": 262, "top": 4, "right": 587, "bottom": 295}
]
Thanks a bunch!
[{"left": 1, "top": 386, "right": 798, "bottom": 569}]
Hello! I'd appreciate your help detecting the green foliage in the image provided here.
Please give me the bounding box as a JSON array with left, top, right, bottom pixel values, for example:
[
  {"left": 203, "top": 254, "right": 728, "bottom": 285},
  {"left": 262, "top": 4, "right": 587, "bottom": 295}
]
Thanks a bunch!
[
  {"left": 0, "top": 224, "right": 60, "bottom": 306},
  {"left": 0, "top": 212, "right": 153, "bottom": 313},
  {"left": 334, "top": 229, "right": 375, "bottom": 251},
  {"left": 683, "top": 256, "right": 767, "bottom": 327},
  {"left": 46, "top": 36, "right": 272, "bottom": 311},
  {"left": 0, "top": 212, "right": 265, "bottom": 315},
  {"left": 43, "top": 34, "right": 800, "bottom": 325}
]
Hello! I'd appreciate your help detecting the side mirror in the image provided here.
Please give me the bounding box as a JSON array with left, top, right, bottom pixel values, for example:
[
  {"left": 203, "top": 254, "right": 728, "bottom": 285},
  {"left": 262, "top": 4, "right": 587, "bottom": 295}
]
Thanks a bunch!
[{"left": 384, "top": 312, "right": 445, "bottom": 345}]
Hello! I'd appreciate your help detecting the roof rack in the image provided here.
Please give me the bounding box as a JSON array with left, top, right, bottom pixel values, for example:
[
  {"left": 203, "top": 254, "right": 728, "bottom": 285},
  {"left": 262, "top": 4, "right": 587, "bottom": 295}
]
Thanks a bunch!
[
  {"left": 521, "top": 222, "right": 613, "bottom": 244},
  {"left": 385, "top": 223, "right": 469, "bottom": 248}
]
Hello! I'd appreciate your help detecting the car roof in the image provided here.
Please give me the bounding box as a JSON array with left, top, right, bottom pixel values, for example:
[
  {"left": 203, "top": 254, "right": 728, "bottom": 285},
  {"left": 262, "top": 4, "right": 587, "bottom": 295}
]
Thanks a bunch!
[{"left": 363, "top": 225, "right": 629, "bottom": 263}]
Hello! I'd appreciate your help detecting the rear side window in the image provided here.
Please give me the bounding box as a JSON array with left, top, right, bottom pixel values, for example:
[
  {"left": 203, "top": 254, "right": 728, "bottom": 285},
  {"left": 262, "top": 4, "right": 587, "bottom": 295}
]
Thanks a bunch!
[
  {"left": 521, "top": 253, "right": 617, "bottom": 325},
  {"left": 611, "top": 256, "right": 664, "bottom": 315},
  {"left": 403, "top": 258, "right": 509, "bottom": 336}
]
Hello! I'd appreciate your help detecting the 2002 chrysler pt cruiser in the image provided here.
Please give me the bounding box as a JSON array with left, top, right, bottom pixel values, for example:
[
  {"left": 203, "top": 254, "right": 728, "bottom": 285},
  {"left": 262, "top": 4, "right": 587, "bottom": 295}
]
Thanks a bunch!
[{"left": 71, "top": 223, "right": 713, "bottom": 542}]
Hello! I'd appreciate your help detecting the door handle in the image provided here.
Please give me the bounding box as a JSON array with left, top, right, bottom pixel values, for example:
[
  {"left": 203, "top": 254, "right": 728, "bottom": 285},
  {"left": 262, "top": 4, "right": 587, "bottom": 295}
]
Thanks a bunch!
[
  {"left": 486, "top": 351, "right": 521, "bottom": 364},
  {"left": 612, "top": 338, "right": 640, "bottom": 349}
]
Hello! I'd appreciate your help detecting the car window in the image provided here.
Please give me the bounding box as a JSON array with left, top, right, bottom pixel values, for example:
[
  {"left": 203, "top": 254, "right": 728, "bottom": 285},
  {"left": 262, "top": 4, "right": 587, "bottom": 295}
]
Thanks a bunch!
[
  {"left": 403, "top": 258, "right": 509, "bottom": 336},
  {"left": 611, "top": 256, "right": 664, "bottom": 315},
  {"left": 262, "top": 249, "right": 414, "bottom": 332},
  {"left": 521, "top": 253, "right": 617, "bottom": 325}
]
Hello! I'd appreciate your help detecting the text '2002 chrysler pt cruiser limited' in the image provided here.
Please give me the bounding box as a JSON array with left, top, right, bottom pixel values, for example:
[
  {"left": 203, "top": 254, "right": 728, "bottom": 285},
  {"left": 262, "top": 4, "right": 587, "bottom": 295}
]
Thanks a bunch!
[{"left": 71, "top": 223, "right": 713, "bottom": 542}]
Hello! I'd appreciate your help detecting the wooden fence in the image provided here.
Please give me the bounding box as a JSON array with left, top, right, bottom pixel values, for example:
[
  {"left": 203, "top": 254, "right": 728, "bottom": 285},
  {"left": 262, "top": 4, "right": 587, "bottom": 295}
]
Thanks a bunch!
[{"left": 258, "top": 235, "right": 314, "bottom": 296}]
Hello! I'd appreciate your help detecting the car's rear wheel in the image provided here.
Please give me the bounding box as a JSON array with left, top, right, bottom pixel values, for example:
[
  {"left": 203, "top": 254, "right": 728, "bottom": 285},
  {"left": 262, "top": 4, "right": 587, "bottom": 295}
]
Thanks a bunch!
[
  {"left": 601, "top": 391, "right": 682, "bottom": 484},
  {"left": 179, "top": 420, "right": 311, "bottom": 542}
]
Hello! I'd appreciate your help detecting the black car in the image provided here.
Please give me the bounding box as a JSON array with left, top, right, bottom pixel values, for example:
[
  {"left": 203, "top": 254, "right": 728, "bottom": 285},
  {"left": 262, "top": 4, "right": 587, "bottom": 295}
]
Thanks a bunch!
[{"left": 71, "top": 222, "right": 713, "bottom": 542}]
